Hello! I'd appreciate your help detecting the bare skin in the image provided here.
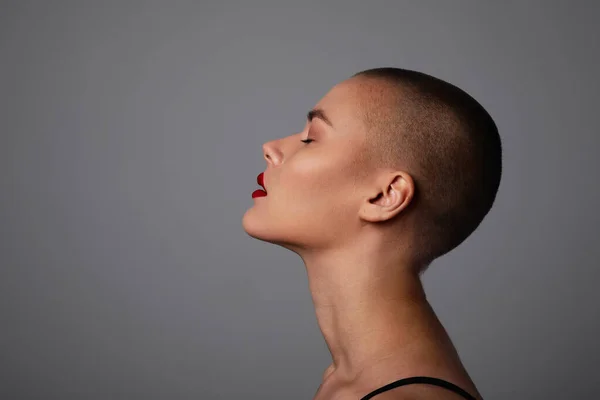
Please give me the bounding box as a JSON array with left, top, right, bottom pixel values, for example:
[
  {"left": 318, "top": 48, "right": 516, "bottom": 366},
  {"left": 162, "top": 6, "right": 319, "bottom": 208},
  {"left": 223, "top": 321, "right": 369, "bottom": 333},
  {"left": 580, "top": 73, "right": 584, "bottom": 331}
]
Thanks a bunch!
[
  {"left": 242, "top": 76, "right": 483, "bottom": 400},
  {"left": 310, "top": 269, "right": 481, "bottom": 400},
  {"left": 307, "top": 248, "right": 481, "bottom": 400}
]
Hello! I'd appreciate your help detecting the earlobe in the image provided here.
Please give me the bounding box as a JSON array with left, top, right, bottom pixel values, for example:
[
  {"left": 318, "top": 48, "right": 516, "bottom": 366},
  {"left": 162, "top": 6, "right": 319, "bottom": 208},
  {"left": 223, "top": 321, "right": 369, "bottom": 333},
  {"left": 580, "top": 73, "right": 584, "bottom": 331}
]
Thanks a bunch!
[{"left": 359, "top": 173, "right": 414, "bottom": 223}]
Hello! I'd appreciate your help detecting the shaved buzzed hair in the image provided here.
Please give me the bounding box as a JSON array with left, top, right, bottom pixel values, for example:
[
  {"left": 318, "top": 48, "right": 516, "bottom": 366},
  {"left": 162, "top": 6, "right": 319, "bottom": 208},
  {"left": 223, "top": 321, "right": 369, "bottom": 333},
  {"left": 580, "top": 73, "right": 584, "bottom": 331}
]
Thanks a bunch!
[{"left": 352, "top": 67, "right": 502, "bottom": 268}]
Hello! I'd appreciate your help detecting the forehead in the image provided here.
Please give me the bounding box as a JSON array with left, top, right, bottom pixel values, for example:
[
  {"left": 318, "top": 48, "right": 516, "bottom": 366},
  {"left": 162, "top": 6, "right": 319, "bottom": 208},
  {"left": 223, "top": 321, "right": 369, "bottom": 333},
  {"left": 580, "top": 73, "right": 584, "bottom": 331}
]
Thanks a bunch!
[{"left": 313, "top": 79, "right": 370, "bottom": 131}]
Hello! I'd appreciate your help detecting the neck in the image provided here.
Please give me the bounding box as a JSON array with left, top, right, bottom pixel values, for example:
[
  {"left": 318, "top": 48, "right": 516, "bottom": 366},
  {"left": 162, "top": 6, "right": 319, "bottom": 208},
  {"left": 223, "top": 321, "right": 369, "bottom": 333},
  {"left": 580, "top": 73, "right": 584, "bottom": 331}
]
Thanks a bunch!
[{"left": 302, "top": 238, "right": 450, "bottom": 386}]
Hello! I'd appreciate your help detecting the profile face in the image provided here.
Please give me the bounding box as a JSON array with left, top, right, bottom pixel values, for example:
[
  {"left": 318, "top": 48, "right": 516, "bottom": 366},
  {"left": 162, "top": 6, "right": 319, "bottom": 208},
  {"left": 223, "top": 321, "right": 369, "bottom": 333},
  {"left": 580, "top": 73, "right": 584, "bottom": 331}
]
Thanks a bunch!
[{"left": 242, "top": 79, "right": 374, "bottom": 252}]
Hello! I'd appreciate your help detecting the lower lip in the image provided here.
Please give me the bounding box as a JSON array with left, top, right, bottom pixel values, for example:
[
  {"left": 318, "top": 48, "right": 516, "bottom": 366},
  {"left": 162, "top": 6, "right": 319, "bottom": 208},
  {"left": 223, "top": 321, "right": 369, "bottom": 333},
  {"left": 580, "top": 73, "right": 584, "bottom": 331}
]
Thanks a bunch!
[{"left": 252, "top": 189, "right": 267, "bottom": 198}]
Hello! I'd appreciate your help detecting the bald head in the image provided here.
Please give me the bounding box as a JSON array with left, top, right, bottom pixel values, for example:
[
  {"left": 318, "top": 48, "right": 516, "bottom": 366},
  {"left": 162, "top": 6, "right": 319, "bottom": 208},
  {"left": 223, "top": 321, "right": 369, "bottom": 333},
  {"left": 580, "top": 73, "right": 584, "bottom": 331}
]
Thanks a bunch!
[{"left": 350, "top": 68, "right": 502, "bottom": 266}]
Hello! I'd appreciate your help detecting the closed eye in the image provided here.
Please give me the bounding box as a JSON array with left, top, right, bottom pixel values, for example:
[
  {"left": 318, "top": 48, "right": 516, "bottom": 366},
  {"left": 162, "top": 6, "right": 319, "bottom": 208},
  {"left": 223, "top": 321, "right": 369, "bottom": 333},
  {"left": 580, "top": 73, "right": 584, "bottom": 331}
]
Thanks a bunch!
[{"left": 300, "top": 139, "right": 314, "bottom": 144}]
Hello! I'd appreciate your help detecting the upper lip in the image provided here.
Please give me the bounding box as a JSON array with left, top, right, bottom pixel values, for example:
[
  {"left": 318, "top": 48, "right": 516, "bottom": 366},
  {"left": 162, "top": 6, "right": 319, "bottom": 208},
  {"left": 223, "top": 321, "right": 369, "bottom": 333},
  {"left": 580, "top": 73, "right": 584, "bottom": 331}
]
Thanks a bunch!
[{"left": 257, "top": 172, "right": 267, "bottom": 192}]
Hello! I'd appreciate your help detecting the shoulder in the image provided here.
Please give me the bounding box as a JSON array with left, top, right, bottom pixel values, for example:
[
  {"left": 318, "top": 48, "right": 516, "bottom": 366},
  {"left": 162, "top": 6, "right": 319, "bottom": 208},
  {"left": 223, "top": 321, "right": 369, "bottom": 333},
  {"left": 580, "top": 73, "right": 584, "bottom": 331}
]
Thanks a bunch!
[
  {"left": 347, "top": 386, "right": 476, "bottom": 400},
  {"left": 346, "top": 377, "right": 480, "bottom": 400}
]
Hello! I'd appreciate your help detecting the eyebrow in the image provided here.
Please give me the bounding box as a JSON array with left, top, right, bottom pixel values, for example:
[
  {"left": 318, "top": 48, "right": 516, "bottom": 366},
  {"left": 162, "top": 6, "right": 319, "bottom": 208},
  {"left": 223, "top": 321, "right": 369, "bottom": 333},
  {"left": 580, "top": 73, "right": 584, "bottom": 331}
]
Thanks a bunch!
[{"left": 307, "top": 108, "right": 333, "bottom": 128}]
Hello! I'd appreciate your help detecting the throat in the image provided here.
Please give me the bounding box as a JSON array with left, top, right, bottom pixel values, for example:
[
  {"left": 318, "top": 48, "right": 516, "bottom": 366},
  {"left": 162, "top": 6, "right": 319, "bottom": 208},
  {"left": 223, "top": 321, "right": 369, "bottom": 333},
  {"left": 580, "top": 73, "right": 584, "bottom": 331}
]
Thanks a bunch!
[{"left": 315, "top": 290, "right": 439, "bottom": 385}]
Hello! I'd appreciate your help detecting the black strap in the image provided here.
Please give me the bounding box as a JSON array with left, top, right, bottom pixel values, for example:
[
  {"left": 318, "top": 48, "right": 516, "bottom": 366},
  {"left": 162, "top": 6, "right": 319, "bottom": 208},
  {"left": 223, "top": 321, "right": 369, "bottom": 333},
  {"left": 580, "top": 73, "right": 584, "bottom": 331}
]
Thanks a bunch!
[{"left": 360, "top": 376, "right": 477, "bottom": 400}]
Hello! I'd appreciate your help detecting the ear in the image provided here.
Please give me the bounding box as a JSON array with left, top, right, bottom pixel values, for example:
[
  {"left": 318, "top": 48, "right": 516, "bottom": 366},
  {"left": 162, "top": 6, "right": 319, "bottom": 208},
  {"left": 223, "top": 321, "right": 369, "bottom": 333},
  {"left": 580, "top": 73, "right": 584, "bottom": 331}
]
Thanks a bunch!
[{"left": 358, "top": 171, "right": 415, "bottom": 223}]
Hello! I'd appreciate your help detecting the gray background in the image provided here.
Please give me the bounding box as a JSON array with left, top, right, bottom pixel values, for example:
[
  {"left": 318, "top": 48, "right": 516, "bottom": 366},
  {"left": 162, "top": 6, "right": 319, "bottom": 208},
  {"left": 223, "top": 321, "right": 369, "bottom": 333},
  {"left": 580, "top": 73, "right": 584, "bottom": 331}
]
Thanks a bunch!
[{"left": 1, "top": 1, "right": 598, "bottom": 399}]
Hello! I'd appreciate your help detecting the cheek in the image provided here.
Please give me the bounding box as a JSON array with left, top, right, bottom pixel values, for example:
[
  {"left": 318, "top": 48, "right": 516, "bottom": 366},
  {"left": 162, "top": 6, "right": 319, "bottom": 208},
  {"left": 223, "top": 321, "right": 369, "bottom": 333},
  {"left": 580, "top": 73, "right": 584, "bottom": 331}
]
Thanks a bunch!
[
  {"left": 273, "top": 164, "right": 323, "bottom": 215},
  {"left": 283, "top": 157, "right": 339, "bottom": 197},
  {"left": 276, "top": 158, "right": 357, "bottom": 220}
]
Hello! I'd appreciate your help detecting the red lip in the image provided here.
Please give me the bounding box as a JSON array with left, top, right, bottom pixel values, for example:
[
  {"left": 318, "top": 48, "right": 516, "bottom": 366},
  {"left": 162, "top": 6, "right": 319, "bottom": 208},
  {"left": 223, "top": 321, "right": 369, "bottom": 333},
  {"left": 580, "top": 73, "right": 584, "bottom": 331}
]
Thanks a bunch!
[
  {"left": 252, "top": 172, "right": 268, "bottom": 198},
  {"left": 257, "top": 172, "right": 267, "bottom": 192}
]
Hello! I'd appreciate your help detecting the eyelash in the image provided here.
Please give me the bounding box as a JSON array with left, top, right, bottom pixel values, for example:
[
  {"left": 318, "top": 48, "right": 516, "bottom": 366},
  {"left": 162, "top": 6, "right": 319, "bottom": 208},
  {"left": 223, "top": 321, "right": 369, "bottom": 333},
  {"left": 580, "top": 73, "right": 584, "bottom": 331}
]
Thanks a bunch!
[{"left": 300, "top": 138, "right": 314, "bottom": 144}]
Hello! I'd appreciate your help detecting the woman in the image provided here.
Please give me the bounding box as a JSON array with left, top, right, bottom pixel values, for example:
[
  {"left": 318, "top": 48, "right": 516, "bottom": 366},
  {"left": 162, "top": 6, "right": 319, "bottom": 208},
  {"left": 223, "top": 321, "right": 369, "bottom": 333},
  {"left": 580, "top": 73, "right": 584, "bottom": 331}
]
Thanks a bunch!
[{"left": 242, "top": 67, "right": 502, "bottom": 400}]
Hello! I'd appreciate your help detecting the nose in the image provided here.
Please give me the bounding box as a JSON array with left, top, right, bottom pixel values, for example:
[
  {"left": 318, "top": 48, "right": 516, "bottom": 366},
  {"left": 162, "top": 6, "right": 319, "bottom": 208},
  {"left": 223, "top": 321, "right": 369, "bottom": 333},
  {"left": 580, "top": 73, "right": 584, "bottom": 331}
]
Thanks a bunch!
[
  {"left": 262, "top": 131, "right": 302, "bottom": 165},
  {"left": 262, "top": 140, "right": 281, "bottom": 165}
]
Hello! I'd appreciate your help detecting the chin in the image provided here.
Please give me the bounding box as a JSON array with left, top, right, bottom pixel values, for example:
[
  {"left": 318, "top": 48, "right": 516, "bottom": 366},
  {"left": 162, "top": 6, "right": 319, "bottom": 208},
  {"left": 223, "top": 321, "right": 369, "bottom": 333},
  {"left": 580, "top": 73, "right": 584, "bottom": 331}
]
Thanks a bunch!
[
  {"left": 242, "top": 209, "right": 302, "bottom": 250},
  {"left": 242, "top": 207, "right": 274, "bottom": 241}
]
